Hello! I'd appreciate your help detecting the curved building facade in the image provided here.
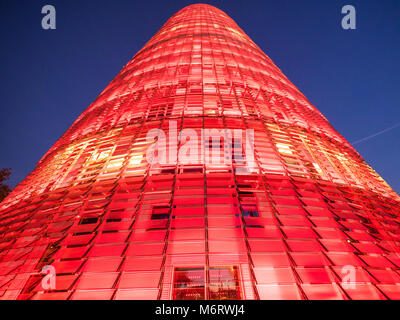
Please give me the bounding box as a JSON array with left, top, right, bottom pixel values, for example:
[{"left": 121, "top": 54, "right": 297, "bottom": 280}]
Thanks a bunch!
[{"left": 1, "top": 4, "right": 400, "bottom": 300}]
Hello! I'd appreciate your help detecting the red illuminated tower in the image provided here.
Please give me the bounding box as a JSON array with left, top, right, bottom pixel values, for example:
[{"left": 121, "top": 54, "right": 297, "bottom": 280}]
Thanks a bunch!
[{"left": 1, "top": 4, "right": 400, "bottom": 300}]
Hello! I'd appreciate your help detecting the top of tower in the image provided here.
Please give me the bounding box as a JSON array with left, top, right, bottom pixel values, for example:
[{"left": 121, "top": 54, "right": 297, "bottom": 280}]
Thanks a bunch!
[
  {"left": 180, "top": 3, "right": 221, "bottom": 9},
  {"left": 177, "top": 3, "right": 226, "bottom": 12},
  {"left": 34, "top": 1, "right": 353, "bottom": 166},
  {"left": 1, "top": 1, "right": 399, "bottom": 213}
]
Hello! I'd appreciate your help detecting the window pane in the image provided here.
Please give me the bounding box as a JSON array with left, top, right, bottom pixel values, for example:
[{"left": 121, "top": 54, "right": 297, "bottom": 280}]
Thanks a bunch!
[
  {"left": 209, "top": 267, "right": 241, "bottom": 300},
  {"left": 173, "top": 268, "right": 205, "bottom": 300}
]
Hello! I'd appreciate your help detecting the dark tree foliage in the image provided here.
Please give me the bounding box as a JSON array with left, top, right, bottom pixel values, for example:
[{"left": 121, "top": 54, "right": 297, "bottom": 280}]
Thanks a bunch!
[{"left": 0, "top": 168, "right": 11, "bottom": 202}]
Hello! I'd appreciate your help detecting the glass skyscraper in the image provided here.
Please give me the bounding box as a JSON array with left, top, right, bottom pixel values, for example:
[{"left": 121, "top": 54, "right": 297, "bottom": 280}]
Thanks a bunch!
[{"left": 1, "top": 4, "right": 400, "bottom": 300}]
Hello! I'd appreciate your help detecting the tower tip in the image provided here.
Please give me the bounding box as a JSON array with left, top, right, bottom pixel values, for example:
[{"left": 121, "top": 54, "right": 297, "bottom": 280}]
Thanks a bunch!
[{"left": 180, "top": 3, "right": 224, "bottom": 12}]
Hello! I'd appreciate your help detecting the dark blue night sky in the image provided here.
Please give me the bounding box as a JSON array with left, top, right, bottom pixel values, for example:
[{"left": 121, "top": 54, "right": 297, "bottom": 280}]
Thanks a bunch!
[{"left": 0, "top": 0, "right": 399, "bottom": 193}]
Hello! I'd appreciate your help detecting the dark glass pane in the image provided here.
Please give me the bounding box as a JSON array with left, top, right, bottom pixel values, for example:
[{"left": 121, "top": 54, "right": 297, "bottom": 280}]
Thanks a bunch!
[
  {"left": 173, "top": 268, "right": 205, "bottom": 300},
  {"left": 209, "top": 267, "right": 241, "bottom": 300}
]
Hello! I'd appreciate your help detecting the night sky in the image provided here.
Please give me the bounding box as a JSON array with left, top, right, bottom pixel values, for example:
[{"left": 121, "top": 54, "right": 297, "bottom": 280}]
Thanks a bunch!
[{"left": 0, "top": 0, "right": 399, "bottom": 194}]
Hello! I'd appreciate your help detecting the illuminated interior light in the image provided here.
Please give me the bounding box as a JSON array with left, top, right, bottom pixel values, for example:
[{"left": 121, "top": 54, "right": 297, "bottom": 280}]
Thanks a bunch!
[
  {"left": 129, "top": 154, "right": 144, "bottom": 166},
  {"left": 313, "top": 163, "right": 324, "bottom": 175},
  {"left": 276, "top": 143, "right": 293, "bottom": 155},
  {"left": 107, "top": 160, "right": 124, "bottom": 169}
]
